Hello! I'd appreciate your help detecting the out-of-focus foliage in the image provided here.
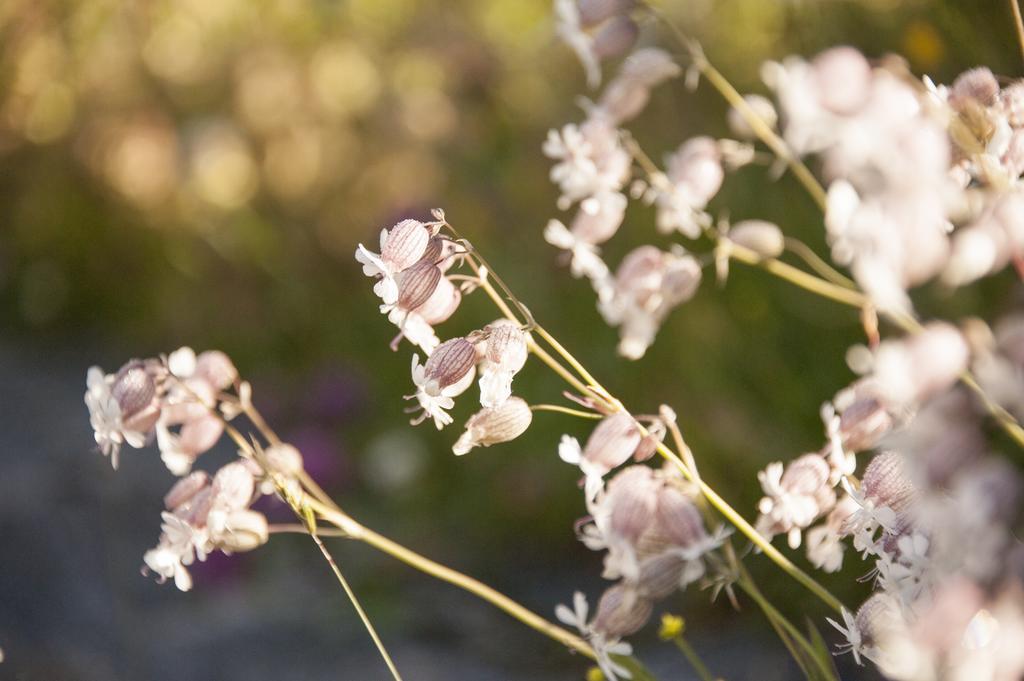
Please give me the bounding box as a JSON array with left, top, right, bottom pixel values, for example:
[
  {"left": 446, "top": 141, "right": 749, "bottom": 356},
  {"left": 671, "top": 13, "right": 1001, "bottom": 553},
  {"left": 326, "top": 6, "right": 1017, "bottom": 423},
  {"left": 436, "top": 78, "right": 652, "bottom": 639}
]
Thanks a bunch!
[{"left": 1, "top": 0, "right": 1021, "bottom": 639}]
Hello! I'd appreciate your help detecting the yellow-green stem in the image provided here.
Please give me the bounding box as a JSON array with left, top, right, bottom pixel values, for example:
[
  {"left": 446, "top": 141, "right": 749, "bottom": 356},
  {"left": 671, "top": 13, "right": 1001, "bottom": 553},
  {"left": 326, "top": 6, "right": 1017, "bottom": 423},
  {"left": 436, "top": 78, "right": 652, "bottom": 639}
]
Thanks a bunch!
[
  {"left": 309, "top": 499, "right": 597, "bottom": 660},
  {"left": 532, "top": 404, "right": 604, "bottom": 419},
  {"left": 1012, "top": 0, "right": 1024, "bottom": 66},
  {"left": 309, "top": 529, "right": 404, "bottom": 681},
  {"left": 672, "top": 636, "right": 717, "bottom": 681}
]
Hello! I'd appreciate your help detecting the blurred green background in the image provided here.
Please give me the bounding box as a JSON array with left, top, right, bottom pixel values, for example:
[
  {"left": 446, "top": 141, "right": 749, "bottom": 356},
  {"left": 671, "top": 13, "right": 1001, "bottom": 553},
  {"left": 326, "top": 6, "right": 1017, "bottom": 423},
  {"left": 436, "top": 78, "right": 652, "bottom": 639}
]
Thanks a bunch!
[{"left": 0, "top": 0, "right": 1019, "bottom": 679}]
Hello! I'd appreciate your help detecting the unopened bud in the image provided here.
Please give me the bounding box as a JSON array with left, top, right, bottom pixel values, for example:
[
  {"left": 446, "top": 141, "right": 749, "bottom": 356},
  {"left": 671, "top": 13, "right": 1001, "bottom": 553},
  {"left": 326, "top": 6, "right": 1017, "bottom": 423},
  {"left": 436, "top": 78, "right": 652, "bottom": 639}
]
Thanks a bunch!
[
  {"left": 164, "top": 471, "right": 209, "bottom": 510},
  {"left": 111, "top": 360, "right": 158, "bottom": 423},
  {"left": 215, "top": 509, "right": 269, "bottom": 552},
  {"left": 584, "top": 412, "right": 642, "bottom": 471},
  {"left": 591, "top": 16, "right": 638, "bottom": 60},
  {"left": 195, "top": 351, "right": 238, "bottom": 390},
  {"left": 813, "top": 47, "right": 872, "bottom": 115},
  {"left": 452, "top": 397, "right": 533, "bottom": 455},
  {"left": 577, "top": 0, "right": 634, "bottom": 27},
  {"left": 381, "top": 219, "right": 430, "bottom": 271},
  {"left": 592, "top": 584, "right": 652, "bottom": 638},
  {"left": 607, "top": 465, "right": 659, "bottom": 544},
  {"left": 652, "top": 484, "right": 708, "bottom": 549},
  {"left": 264, "top": 443, "right": 304, "bottom": 477},
  {"left": 396, "top": 261, "right": 442, "bottom": 311},
  {"left": 951, "top": 67, "right": 1000, "bottom": 108},
  {"left": 212, "top": 461, "right": 256, "bottom": 511},
  {"left": 729, "top": 220, "right": 785, "bottom": 258},
  {"left": 423, "top": 338, "right": 477, "bottom": 396}
]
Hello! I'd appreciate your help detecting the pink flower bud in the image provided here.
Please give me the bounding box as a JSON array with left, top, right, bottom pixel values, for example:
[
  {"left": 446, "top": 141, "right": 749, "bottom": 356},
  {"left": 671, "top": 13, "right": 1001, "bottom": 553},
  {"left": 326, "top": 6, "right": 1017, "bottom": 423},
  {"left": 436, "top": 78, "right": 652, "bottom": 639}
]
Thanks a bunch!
[
  {"left": 607, "top": 465, "right": 659, "bottom": 544},
  {"left": 381, "top": 219, "right": 430, "bottom": 271},
  {"left": 111, "top": 360, "right": 160, "bottom": 431},
  {"left": 422, "top": 337, "right": 477, "bottom": 396},
  {"left": 396, "top": 261, "right": 442, "bottom": 311},
  {"left": 577, "top": 0, "right": 633, "bottom": 27},
  {"left": 667, "top": 137, "right": 723, "bottom": 207},
  {"left": 583, "top": 412, "right": 642, "bottom": 471},
  {"left": 812, "top": 47, "right": 872, "bottom": 115},
  {"left": 854, "top": 592, "right": 905, "bottom": 650},
  {"left": 264, "top": 443, "right": 304, "bottom": 477},
  {"left": 452, "top": 397, "right": 533, "bottom": 455},
  {"left": 951, "top": 67, "right": 999, "bottom": 108},
  {"left": 214, "top": 509, "right": 269, "bottom": 552},
  {"left": 195, "top": 351, "right": 237, "bottom": 390},
  {"left": 212, "top": 461, "right": 256, "bottom": 511},
  {"left": 652, "top": 485, "right": 708, "bottom": 550},
  {"left": 837, "top": 392, "right": 893, "bottom": 452},
  {"left": 591, "top": 16, "right": 638, "bottom": 60},
  {"left": 164, "top": 471, "right": 209, "bottom": 510},
  {"left": 729, "top": 220, "right": 785, "bottom": 258},
  {"left": 636, "top": 552, "right": 685, "bottom": 599},
  {"left": 592, "top": 584, "right": 652, "bottom": 638},
  {"left": 782, "top": 454, "right": 831, "bottom": 497}
]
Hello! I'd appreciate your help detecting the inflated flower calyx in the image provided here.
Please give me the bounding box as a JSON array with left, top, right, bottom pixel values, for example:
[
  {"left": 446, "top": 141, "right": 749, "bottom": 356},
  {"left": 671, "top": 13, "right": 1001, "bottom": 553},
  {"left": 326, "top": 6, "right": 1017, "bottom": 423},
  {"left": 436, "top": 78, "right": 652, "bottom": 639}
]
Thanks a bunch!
[
  {"left": 590, "top": 16, "right": 638, "bottom": 60},
  {"left": 591, "top": 584, "right": 653, "bottom": 638},
  {"left": 576, "top": 0, "right": 634, "bottom": 27},
  {"left": 811, "top": 47, "right": 873, "bottom": 115},
  {"left": 422, "top": 337, "right": 477, "bottom": 396},
  {"left": 583, "top": 412, "right": 643, "bottom": 471},
  {"left": 381, "top": 219, "right": 431, "bottom": 271},
  {"left": 951, "top": 67, "right": 1000, "bottom": 108},
  {"left": 729, "top": 220, "right": 785, "bottom": 258},
  {"left": 164, "top": 471, "right": 209, "bottom": 510},
  {"left": 214, "top": 509, "right": 269, "bottom": 552},
  {"left": 396, "top": 261, "right": 442, "bottom": 312},
  {"left": 111, "top": 360, "right": 162, "bottom": 431},
  {"left": 861, "top": 451, "right": 915, "bottom": 515},
  {"left": 452, "top": 397, "right": 533, "bottom": 455},
  {"left": 651, "top": 484, "right": 708, "bottom": 550},
  {"left": 607, "top": 465, "right": 660, "bottom": 544}
]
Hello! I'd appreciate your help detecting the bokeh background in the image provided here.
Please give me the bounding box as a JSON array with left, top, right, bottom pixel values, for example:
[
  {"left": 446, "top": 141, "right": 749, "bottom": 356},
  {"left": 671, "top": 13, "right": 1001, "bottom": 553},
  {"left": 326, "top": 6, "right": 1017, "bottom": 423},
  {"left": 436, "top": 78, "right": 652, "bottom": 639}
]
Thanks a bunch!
[{"left": 0, "top": 0, "right": 1020, "bottom": 679}]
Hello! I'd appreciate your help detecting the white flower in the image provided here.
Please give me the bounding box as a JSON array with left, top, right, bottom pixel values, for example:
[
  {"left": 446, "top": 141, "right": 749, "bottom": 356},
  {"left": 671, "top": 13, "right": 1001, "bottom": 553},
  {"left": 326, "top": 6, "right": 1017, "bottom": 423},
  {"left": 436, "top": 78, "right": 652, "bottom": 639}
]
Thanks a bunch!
[
  {"left": 84, "top": 366, "right": 146, "bottom": 469},
  {"left": 558, "top": 434, "right": 609, "bottom": 502},
  {"left": 555, "top": 591, "right": 634, "bottom": 681},
  {"left": 827, "top": 607, "right": 867, "bottom": 665},
  {"left": 355, "top": 242, "right": 399, "bottom": 305},
  {"left": 143, "top": 512, "right": 210, "bottom": 592},
  {"left": 386, "top": 308, "right": 440, "bottom": 355},
  {"left": 554, "top": 0, "right": 600, "bottom": 88},
  {"left": 407, "top": 354, "right": 475, "bottom": 430}
]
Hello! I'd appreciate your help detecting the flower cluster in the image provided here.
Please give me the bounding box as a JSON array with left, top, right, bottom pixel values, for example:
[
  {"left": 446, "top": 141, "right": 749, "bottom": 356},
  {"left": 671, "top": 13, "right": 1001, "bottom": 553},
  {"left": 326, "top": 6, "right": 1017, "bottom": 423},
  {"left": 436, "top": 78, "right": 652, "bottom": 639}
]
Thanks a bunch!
[
  {"left": 748, "top": 315, "right": 1024, "bottom": 678},
  {"left": 556, "top": 411, "right": 726, "bottom": 679},
  {"left": 85, "top": 348, "right": 305, "bottom": 591},
  {"left": 764, "top": 49, "right": 1024, "bottom": 313},
  {"left": 357, "top": 216, "right": 535, "bottom": 454}
]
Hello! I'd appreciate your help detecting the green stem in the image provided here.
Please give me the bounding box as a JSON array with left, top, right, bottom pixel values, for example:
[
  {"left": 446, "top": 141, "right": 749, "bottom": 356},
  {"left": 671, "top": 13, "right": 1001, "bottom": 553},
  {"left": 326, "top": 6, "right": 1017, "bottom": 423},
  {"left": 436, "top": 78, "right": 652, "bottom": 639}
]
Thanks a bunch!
[
  {"left": 531, "top": 404, "right": 604, "bottom": 419},
  {"left": 673, "top": 636, "right": 717, "bottom": 681}
]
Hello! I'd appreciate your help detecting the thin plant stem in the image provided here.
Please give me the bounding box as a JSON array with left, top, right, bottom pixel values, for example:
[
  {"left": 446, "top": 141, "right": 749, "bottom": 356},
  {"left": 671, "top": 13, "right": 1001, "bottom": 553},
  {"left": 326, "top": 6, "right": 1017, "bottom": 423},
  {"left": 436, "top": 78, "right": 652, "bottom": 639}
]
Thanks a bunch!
[
  {"left": 672, "top": 636, "right": 717, "bottom": 681},
  {"left": 1012, "top": 0, "right": 1024, "bottom": 66},
  {"left": 308, "top": 529, "right": 405, "bottom": 681},
  {"left": 726, "top": 241, "right": 869, "bottom": 308},
  {"left": 269, "top": 524, "right": 349, "bottom": 537},
  {"left": 531, "top": 404, "right": 604, "bottom": 419},
  {"left": 783, "top": 237, "right": 857, "bottom": 289},
  {"left": 308, "top": 499, "right": 598, "bottom": 661},
  {"left": 647, "top": 10, "right": 828, "bottom": 211}
]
